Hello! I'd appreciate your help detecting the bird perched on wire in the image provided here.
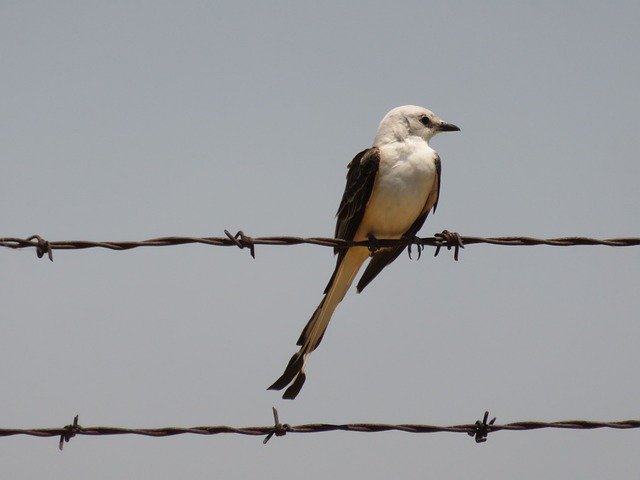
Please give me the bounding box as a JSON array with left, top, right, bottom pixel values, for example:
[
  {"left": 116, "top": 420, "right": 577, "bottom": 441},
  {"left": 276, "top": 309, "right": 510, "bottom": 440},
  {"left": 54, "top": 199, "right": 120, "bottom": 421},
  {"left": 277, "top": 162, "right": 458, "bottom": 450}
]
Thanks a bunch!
[{"left": 269, "top": 105, "right": 460, "bottom": 399}]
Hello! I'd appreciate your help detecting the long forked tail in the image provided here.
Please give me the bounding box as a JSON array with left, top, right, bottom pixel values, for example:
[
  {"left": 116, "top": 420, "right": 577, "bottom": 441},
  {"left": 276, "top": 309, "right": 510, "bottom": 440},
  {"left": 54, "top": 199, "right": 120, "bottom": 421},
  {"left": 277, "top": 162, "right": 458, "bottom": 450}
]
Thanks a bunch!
[{"left": 268, "top": 248, "right": 368, "bottom": 399}]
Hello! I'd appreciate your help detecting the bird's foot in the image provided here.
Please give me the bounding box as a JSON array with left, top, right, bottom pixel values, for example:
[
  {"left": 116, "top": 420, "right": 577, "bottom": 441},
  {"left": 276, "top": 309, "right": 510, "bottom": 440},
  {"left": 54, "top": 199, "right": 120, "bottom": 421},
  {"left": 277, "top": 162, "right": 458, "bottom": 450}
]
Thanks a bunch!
[
  {"left": 405, "top": 235, "right": 424, "bottom": 260},
  {"left": 434, "top": 229, "right": 464, "bottom": 261},
  {"left": 367, "top": 233, "right": 380, "bottom": 255}
]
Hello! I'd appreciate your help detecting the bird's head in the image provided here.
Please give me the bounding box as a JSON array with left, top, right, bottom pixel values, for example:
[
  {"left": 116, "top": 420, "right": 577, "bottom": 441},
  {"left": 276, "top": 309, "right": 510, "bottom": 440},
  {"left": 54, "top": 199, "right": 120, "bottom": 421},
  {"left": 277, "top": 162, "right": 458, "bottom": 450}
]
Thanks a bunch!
[{"left": 374, "top": 105, "right": 460, "bottom": 146}]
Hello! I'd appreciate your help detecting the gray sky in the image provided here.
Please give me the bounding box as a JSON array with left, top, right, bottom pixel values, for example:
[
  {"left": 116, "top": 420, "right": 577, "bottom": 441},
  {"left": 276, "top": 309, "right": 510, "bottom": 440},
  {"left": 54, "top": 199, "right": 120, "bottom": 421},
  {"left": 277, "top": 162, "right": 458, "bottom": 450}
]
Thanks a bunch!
[{"left": 2, "top": 1, "right": 639, "bottom": 478}]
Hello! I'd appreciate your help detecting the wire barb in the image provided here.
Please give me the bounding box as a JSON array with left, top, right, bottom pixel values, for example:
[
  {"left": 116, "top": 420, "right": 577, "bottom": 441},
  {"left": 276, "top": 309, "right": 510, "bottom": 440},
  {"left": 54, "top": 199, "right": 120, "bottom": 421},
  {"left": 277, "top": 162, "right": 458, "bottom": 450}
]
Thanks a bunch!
[
  {"left": 26, "top": 235, "right": 53, "bottom": 261},
  {"left": 59, "top": 415, "right": 80, "bottom": 450},
  {"left": 434, "top": 230, "right": 464, "bottom": 261},
  {"left": 263, "top": 407, "right": 291, "bottom": 444},
  {"left": 468, "top": 411, "right": 496, "bottom": 443},
  {"left": 224, "top": 230, "right": 256, "bottom": 258}
]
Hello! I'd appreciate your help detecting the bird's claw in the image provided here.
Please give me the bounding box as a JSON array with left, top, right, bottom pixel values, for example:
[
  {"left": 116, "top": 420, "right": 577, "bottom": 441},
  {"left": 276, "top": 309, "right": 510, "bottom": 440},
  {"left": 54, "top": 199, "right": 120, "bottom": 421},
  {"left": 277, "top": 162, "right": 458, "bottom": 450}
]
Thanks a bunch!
[
  {"left": 434, "top": 230, "right": 464, "bottom": 261},
  {"left": 405, "top": 235, "right": 424, "bottom": 260},
  {"left": 367, "top": 233, "right": 380, "bottom": 255}
]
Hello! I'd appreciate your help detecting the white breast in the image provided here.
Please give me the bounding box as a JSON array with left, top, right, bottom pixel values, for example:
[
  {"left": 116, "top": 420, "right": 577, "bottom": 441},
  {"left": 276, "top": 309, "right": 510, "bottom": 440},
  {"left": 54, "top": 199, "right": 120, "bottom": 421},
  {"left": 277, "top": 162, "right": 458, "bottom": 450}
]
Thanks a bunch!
[{"left": 356, "top": 138, "right": 438, "bottom": 240}]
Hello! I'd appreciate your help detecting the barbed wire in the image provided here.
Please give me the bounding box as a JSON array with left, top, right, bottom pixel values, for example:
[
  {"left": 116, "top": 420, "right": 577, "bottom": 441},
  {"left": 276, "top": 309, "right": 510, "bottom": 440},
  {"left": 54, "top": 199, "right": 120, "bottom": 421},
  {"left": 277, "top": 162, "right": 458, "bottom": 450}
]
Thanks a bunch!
[
  {"left": 2, "top": 230, "right": 639, "bottom": 262},
  {"left": 2, "top": 410, "right": 638, "bottom": 450}
]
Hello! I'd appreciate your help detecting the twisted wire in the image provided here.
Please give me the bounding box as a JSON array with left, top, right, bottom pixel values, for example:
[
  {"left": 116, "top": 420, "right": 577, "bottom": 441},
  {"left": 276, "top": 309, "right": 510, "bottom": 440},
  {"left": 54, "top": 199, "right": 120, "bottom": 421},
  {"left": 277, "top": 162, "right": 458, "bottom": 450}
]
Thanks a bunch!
[
  {"left": 2, "top": 230, "right": 639, "bottom": 262},
  {"left": 2, "top": 411, "right": 638, "bottom": 450}
]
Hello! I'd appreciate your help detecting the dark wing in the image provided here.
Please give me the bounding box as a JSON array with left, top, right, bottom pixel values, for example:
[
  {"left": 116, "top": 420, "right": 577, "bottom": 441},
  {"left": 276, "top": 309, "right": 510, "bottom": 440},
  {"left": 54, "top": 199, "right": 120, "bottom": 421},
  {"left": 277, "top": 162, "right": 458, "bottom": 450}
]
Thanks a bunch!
[
  {"left": 334, "top": 148, "right": 380, "bottom": 251},
  {"left": 431, "top": 154, "right": 442, "bottom": 214},
  {"left": 320, "top": 147, "right": 380, "bottom": 294},
  {"left": 355, "top": 154, "right": 441, "bottom": 293}
]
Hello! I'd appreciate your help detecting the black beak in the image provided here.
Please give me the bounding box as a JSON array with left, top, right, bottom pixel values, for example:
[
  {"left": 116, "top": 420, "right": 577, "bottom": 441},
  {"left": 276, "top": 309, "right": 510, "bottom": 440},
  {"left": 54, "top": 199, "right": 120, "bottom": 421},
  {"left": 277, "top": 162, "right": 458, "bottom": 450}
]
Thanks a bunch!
[{"left": 438, "top": 122, "right": 460, "bottom": 132}]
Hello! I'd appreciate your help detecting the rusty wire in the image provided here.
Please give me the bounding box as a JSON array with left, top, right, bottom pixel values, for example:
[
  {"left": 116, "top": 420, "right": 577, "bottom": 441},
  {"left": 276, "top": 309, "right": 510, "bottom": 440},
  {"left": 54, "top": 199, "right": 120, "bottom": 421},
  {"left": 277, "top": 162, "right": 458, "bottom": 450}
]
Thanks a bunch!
[
  {"left": 1, "top": 410, "right": 639, "bottom": 450},
  {"left": 1, "top": 230, "right": 639, "bottom": 262}
]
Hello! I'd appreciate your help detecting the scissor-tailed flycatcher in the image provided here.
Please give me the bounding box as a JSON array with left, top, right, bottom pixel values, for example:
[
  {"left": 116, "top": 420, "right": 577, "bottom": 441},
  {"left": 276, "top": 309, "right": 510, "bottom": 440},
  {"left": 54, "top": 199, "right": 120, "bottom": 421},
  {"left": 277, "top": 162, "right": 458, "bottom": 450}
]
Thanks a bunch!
[{"left": 269, "top": 105, "right": 460, "bottom": 399}]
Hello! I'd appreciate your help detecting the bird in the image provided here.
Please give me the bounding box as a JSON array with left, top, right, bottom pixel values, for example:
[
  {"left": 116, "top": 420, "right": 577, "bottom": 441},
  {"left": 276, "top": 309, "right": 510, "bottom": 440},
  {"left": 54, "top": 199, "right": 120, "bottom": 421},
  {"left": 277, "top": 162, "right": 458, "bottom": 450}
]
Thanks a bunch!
[{"left": 268, "top": 105, "right": 460, "bottom": 399}]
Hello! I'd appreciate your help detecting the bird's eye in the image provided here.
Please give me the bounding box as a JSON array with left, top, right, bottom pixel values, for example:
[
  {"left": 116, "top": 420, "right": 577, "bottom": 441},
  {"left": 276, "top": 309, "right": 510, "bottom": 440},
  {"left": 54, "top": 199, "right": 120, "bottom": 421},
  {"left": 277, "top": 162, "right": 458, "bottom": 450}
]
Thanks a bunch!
[{"left": 420, "top": 116, "right": 431, "bottom": 126}]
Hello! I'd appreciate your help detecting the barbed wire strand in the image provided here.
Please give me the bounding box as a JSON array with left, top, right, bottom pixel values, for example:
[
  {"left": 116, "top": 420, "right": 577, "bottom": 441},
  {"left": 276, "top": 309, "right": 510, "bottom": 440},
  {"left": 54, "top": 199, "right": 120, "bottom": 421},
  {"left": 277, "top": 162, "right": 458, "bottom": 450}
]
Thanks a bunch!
[
  {"left": 2, "top": 230, "right": 639, "bottom": 262},
  {"left": 1, "top": 410, "right": 639, "bottom": 450}
]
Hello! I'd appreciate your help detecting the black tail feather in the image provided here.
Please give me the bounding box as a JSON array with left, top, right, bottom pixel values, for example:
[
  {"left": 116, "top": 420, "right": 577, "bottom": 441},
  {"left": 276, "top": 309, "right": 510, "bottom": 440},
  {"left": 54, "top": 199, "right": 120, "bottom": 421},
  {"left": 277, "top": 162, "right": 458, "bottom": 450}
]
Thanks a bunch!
[
  {"left": 295, "top": 298, "right": 328, "bottom": 348},
  {"left": 356, "top": 247, "right": 404, "bottom": 293},
  {"left": 267, "top": 352, "right": 304, "bottom": 391},
  {"left": 283, "top": 373, "right": 306, "bottom": 400}
]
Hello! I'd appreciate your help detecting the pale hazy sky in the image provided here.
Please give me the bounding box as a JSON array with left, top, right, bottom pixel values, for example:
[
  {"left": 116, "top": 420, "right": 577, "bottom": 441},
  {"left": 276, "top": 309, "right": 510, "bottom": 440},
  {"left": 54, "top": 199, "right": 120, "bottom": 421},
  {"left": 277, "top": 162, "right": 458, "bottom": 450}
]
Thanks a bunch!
[{"left": 2, "top": 1, "right": 640, "bottom": 478}]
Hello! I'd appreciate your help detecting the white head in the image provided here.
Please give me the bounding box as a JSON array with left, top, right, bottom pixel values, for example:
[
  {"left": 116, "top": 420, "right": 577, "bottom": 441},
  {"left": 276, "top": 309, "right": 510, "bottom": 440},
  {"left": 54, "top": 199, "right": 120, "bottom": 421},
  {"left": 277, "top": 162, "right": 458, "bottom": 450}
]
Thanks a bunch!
[{"left": 373, "top": 105, "right": 460, "bottom": 147}]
